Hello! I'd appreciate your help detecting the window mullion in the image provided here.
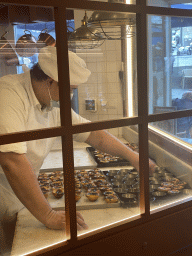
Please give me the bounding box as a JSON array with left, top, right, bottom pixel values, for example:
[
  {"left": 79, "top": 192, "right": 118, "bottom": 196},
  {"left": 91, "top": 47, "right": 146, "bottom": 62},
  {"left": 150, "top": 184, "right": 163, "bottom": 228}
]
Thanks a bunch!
[
  {"left": 137, "top": 6, "right": 150, "bottom": 216},
  {"left": 54, "top": 6, "right": 77, "bottom": 241}
]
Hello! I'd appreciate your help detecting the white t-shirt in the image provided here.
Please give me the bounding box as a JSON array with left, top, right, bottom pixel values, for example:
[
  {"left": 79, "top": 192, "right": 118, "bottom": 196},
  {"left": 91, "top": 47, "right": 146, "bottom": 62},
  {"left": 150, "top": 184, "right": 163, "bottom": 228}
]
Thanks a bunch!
[{"left": 0, "top": 71, "right": 90, "bottom": 218}]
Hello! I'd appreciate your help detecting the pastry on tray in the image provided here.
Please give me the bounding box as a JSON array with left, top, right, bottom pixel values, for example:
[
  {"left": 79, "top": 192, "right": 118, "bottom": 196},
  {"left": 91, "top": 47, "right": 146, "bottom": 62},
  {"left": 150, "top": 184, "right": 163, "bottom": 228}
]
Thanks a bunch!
[
  {"left": 75, "top": 189, "right": 82, "bottom": 195},
  {"left": 103, "top": 191, "right": 116, "bottom": 197},
  {"left": 52, "top": 187, "right": 64, "bottom": 199},
  {"left": 158, "top": 186, "right": 171, "bottom": 192},
  {"left": 75, "top": 194, "right": 81, "bottom": 202},
  {"left": 86, "top": 191, "right": 99, "bottom": 202},
  {"left": 42, "top": 191, "right": 49, "bottom": 199},
  {"left": 40, "top": 186, "right": 50, "bottom": 199},
  {"left": 84, "top": 183, "right": 97, "bottom": 191},
  {"left": 87, "top": 188, "right": 100, "bottom": 195},
  {"left": 50, "top": 181, "right": 63, "bottom": 188},
  {"left": 104, "top": 195, "right": 119, "bottom": 203},
  {"left": 39, "top": 180, "right": 50, "bottom": 187},
  {"left": 38, "top": 176, "right": 49, "bottom": 182},
  {"left": 167, "top": 190, "right": 180, "bottom": 195}
]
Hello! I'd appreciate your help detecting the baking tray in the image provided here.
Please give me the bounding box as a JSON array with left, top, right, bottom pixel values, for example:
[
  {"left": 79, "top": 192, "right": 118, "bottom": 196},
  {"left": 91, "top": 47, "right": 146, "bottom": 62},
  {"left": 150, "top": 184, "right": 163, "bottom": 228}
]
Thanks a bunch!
[
  {"left": 103, "top": 169, "right": 192, "bottom": 203},
  {"left": 86, "top": 147, "right": 130, "bottom": 167},
  {"left": 40, "top": 148, "right": 97, "bottom": 173},
  {"left": 49, "top": 191, "right": 121, "bottom": 211},
  {"left": 40, "top": 171, "right": 121, "bottom": 211}
]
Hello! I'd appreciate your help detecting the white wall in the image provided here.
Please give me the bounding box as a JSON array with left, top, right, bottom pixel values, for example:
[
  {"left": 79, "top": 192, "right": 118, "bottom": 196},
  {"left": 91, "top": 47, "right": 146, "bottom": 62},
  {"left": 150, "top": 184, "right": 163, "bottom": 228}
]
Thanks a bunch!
[{"left": 73, "top": 9, "right": 123, "bottom": 138}]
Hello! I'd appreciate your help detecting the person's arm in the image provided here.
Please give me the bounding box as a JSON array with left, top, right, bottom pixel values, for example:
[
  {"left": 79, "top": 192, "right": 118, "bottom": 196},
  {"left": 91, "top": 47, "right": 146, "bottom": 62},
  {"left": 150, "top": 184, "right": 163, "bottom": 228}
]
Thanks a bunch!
[
  {"left": 0, "top": 152, "right": 88, "bottom": 230},
  {"left": 85, "top": 130, "right": 156, "bottom": 175}
]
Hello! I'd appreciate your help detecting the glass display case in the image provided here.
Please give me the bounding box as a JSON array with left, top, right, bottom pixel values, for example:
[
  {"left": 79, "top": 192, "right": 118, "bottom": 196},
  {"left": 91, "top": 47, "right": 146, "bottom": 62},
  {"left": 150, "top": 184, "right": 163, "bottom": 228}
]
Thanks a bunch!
[{"left": 0, "top": 1, "right": 192, "bottom": 256}]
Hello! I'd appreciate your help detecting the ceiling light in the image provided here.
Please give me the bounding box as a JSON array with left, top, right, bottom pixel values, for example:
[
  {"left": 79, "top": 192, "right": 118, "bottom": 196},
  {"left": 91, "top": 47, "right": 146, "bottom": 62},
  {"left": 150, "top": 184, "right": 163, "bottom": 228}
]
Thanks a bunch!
[
  {"left": 88, "top": 0, "right": 136, "bottom": 40},
  {"left": 68, "top": 11, "right": 105, "bottom": 49}
]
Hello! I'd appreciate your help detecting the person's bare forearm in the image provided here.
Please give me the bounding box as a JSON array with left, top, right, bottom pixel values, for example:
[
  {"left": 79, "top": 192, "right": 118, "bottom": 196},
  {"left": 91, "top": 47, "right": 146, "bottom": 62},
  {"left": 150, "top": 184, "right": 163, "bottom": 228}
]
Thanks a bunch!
[
  {"left": 86, "top": 130, "right": 156, "bottom": 173},
  {"left": 0, "top": 152, "right": 88, "bottom": 230},
  {"left": 0, "top": 152, "right": 53, "bottom": 226},
  {"left": 86, "top": 130, "right": 137, "bottom": 163}
]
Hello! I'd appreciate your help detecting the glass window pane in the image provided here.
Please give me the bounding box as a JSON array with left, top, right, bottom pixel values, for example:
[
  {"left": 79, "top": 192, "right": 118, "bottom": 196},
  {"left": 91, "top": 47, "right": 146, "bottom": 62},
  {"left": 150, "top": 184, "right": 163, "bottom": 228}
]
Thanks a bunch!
[
  {"left": 68, "top": 9, "right": 137, "bottom": 124},
  {"left": 2, "top": 137, "right": 67, "bottom": 256},
  {"left": 0, "top": 6, "right": 63, "bottom": 140},
  {"left": 148, "top": 121, "right": 192, "bottom": 213},
  {"left": 72, "top": 126, "right": 140, "bottom": 237},
  {"left": 0, "top": 3, "right": 68, "bottom": 255},
  {"left": 148, "top": 15, "right": 192, "bottom": 144},
  {"left": 147, "top": 0, "right": 192, "bottom": 8}
]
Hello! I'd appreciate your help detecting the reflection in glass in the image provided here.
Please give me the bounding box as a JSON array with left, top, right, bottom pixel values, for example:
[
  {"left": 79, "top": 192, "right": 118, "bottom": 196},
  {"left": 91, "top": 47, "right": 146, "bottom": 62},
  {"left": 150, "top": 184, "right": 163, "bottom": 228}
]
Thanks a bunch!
[
  {"left": 0, "top": 4, "right": 67, "bottom": 255},
  {"left": 148, "top": 0, "right": 192, "bottom": 9},
  {"left": 71, "top": 9, "right": 137, "bottom": 123},
  {"left": 68, "top": 11, "right": 105, "bottom": 50},
  {"left": 148, "top": 120, "right": 192, "bottom": 212},
  {"left": 0, "top": 7, "right": 61, "bottom": 136},
  {"left": 0, "top": 136, "right": 67, "bottom": 255},
  {"left": 88, "top": 11, "right": 136, "bottom": 40},
  {"left": 148, "top": 15, "right": 192, "bottom": 144},
  {"left": 72, "top": 126, "right": 140, "bottom": 237}
]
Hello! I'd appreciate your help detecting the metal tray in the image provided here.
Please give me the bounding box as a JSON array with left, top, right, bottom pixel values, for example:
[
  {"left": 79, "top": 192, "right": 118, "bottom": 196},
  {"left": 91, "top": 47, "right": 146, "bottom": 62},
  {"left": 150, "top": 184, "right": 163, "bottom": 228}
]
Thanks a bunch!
[
  {"left": 49, "top": 191, "right": 121, "bottom": 211},
  {"left": 41, "top": 170, "right": 121, "bottom": 211},
  {"left": 86, "top": 147, "right": 130, "bottom": 168}
]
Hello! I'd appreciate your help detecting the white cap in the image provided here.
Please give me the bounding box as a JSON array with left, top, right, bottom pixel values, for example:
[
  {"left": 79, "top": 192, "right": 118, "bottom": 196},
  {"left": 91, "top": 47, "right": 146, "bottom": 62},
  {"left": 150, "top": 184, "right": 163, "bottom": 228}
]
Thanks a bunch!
[{"left": 38, "top": 46, "right": 91, "bottom": 84}]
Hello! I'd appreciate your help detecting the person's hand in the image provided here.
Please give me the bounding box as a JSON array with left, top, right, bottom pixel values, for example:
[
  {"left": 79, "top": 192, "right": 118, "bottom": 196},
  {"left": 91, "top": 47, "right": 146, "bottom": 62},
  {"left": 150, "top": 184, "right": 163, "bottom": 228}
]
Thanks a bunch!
[
  {"left": 76, "top": 212, "right": 89, "bottom": 231},
  {"left": 45, "top": 210, "right": 88, "bottom": 230}
]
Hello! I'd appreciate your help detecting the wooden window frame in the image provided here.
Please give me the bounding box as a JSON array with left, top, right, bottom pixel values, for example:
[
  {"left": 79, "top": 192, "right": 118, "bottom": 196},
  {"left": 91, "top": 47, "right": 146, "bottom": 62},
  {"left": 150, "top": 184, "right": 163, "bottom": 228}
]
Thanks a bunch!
[{"left": 1, "top": 0, "right": 192, "bottom": 255}]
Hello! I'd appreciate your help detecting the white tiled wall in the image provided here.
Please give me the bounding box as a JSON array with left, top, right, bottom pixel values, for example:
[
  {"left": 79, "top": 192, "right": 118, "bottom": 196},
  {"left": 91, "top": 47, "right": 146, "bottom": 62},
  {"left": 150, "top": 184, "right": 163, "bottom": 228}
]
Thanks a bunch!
[{"left": 74, "top": 10, "right": 124, "bottom": 138}]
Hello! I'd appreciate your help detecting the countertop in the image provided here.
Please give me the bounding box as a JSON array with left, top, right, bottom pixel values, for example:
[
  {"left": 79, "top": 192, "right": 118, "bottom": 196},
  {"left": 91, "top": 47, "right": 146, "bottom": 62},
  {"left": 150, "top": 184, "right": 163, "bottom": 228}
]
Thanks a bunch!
[
  {"left": 12, "top": 139, "right": 138, "bottom": 256},
  {"left": 40, "top": 141, "right": 97, "bottom": 171},
  {"left": 11, "top": 138, "right": 191, "bottom": 256},
  {"left": 11, "top": 201, "right": 140, "bottom": 256}
]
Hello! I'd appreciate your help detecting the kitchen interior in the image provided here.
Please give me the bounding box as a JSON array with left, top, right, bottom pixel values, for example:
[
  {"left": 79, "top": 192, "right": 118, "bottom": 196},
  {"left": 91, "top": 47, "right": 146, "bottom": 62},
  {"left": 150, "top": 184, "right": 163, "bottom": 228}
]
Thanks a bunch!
[{"left": 0, "top": 1, "right": 192, "bottom": 256}]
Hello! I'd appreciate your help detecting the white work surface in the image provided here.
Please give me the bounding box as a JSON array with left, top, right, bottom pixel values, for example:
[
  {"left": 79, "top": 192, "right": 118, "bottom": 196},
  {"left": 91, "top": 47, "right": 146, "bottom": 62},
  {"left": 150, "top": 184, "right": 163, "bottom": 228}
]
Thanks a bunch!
[
  {"left": 12, "top": 138, "right": 189, "bottom": 256},
  {"left": 40, "top": 141, "right": 97, "bottom": 171},
  {"left": 11, "top": 206, "right": 140, "bottom": 256},
  {"left": 12, "top": 139, "right": 137, "bottom": 256}
]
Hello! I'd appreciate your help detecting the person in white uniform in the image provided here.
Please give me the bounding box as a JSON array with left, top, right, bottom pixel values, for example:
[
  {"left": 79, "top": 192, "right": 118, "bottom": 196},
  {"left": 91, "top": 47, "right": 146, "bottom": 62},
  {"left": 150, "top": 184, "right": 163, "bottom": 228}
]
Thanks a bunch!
[{"left": 0, "top": 46, "right": 156, "bottom": 254}]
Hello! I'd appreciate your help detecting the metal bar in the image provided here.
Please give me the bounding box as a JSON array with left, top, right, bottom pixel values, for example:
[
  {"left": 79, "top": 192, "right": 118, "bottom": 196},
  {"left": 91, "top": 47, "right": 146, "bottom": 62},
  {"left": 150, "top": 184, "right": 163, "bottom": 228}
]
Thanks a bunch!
[
  {"left": 137, "top": 0, "right": 150, "bottom": 217},
  {"left": 1, "top": 0, "right": 192, "bottom": 17},
  {"left": 0, "top": 127, "right": 66, "bottom": 146},
  {"left": 0, "top": 116, "right": 141, "bottom": 146},
  {"left": 1, "top": 107, "right": 192, "bottom": 146},
  {"left": 148, "top": 109, "right": 192, "bottom": 123},
  {"left": 54, "top": 6, "right": 77, "bottom": 241},
  {"left": 72, "top": 116, "right": 142, "bottom": 134}
]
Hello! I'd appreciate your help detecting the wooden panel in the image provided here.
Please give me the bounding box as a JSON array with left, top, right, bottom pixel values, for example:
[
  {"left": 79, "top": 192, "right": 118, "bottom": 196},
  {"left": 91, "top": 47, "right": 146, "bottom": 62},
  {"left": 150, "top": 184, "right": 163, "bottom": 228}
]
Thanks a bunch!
[
  {"left": 9, "top": 5, "right": 32, "bottom": 24},
  {"left": 51, "top": 206, "right": 192, "bottom": 256},
  {"left": 29, "top": 7, "right": 54, "bottom": 22},
  {"left": 9, "top": 5, "right": 73, "bottom": 24},
  {"left": 168, "top": 244, "right": 192, "bottom": 256},
  {"left": 0, "top": 6, "right": 9, "bottom": 25}
]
